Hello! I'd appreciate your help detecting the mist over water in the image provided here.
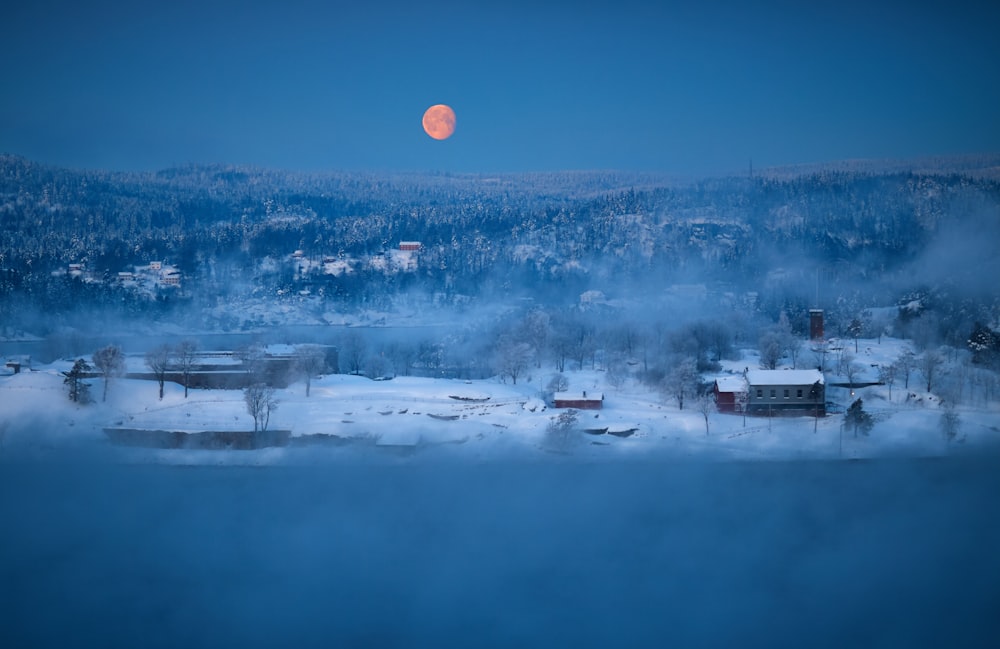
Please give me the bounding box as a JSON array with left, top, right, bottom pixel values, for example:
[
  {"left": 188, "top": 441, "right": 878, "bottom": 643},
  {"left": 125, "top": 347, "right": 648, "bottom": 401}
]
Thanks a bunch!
[{"left": 2, "top": 455, "right": 998, "bottom": 648}]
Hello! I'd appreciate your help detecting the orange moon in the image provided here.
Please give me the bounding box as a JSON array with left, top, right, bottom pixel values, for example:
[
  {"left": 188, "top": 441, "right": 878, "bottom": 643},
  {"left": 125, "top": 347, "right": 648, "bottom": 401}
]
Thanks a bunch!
[{"left": 422, "top": 104, "right": 456, "bottom": 140}]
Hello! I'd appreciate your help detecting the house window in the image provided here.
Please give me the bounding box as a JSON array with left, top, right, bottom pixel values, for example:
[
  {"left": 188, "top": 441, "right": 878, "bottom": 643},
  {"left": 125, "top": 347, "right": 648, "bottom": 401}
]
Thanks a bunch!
[
  {"left": 797, "top": 389, "right": 803, "bottom": 398},
  {"left": 783, "top": 389, "right": 789, "bottom": 398},
  {"left": 770, "top": 389, "right": 776, "bottom": 398},
  {"left": 756, "top": 389, "right": 763, "bottom": 398}
]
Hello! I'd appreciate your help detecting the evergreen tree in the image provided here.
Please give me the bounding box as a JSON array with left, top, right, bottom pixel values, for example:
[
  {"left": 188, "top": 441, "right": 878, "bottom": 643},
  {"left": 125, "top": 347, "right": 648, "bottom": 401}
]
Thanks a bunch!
[
  {"left": 62, "top": 358, "right": 92, "bottom": 404},
  {"left": 844, "top": 398, "right": 873, "bottom": 438}
]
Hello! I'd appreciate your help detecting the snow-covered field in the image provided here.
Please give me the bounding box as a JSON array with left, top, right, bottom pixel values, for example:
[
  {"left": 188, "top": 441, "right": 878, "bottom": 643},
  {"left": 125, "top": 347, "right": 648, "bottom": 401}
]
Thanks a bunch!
[{"left": 2, "top": 336, "right": 998, "bottom": 464}]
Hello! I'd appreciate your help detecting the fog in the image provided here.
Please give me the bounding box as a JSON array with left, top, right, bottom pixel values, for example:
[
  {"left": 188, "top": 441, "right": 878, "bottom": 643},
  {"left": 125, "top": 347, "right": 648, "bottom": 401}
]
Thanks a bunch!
[{"left": 2, "top": 455, "right": 998, "bottom": 648}]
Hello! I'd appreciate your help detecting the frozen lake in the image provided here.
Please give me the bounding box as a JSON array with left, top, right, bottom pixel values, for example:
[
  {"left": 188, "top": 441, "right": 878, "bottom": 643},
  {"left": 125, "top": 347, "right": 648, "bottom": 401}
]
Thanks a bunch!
[{"left": 2, "top": 455, "right": 999, "bottom": 648}]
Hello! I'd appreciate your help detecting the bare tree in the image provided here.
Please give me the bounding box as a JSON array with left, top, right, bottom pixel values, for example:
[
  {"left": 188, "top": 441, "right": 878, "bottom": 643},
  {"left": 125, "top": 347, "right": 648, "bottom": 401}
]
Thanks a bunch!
[
  {"left": 545, "top": 373, "right": 569, "bottom": 402},
  {"left": 92, "top": 344, "right": 125, "bottom": 402},
  {"left": 695, "top": 393, "right": 715, "bottom": 435},
  {"left": 847, "top": 317, "right": 863, "bottom": 353},
  {"left": 519, "top": 309, "right": 550, "bottom": 368},
  {"left": 340, "top": 331, "right": 367, "bottom": 375},
  {"left": 494, "top": 336, "right": 533, "bottom": 385},
  {"left": 895, "top": 350, "right": 915, "bottom": 389},
  {"left": 662, "top": 357, "right": 699, "bottom": 410},
  {"left": 244, "top": 383, "right": 278, "bottom": 433},
  {"left": 293, "top": 344, "right": 326, "bottom": 397},
  {"left": 921, "top": 350, "right": 943, "bottom": 393},
  {"left": 878, "top": 363, "right": 897, "bottom": 401},
  {"left": 237, "top": 343, "right": 266, "bottom": 385},
  {"left": 364, "top": 353, "right": 394, "bottom": 380},
  {"left": 174, "top": 340, "right": 199, "bottom": 398},
  {"left": 786, "top": 337, "right": 802, "bottom": 369},
  {"left": 145, "top": 344, "right": 171, "bottom": 400},
  {"left": 758, "top": 331, "right": 783, "bottom": 370},
  {"left": 844, "top": 360, "right": 861, "bottom": 396}
]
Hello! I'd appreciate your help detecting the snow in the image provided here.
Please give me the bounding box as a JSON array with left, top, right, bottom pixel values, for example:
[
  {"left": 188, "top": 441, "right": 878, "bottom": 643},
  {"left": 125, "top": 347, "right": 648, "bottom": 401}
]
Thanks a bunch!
[
  {"left": 746, "top": 369, "right": 824, "bottom": 386},
  {"left": 2, "top": 336, "right": 999, "bottom": 464},
  {"left": 715, "top": 375, "right": 747, "bottom": 392}
]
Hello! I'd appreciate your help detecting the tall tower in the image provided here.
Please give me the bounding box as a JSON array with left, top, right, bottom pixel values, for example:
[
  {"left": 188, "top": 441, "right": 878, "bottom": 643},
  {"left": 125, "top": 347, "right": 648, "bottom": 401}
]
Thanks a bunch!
[{"left": 809, "top": 309, "right": 824, "bottom": 341}]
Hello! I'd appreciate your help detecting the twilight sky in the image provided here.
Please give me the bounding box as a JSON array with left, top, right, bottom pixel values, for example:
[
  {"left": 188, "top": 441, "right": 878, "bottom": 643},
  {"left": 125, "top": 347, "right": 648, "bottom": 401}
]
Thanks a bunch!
[{"left": 2, "top": 0, "right": 998, "bottom": 175}]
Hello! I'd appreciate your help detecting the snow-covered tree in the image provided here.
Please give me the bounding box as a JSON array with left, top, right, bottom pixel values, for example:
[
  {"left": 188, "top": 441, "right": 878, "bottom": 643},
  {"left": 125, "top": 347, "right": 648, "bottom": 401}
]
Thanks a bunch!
[
  {"left": 844, "top": 398, "right": 873, "bottom": 438},
  {"left": 895, "top": 349, "right": 915, "bottom": 389},
  {"left": 518, "top": 309, "right": 550, "bottom": 368},
  {"left": 546, "top": 408, "right": 578, "bottom": 449},
  {"left": 758, "top": 330, "right": 783, "bottom": 370},
  {"left": 494, "top": 336, "right": 533, "bottom": 385},
  {"left": 174, "top": 340, "right": 199, "bottom": 398},
  {"left": 340, "top": 332, "right": 367, "bottom": 375},
  {"left": 63, "top": 358, "right": 92, "bottom": 404},
  {"left": 92, "top": 344, "right": 125, "bottom": 402},
  {"left": 662, "top": 358, "right": 700, "bottom": 410},
  {"left": 145, "top": 344, "right": 171, "bottom": 400},
  {"left": 244, "top": 383, "right": 278, "bottom": 433},
  {"left": 293, "top": 344, "right": 326, "bottom": 396},
  {"left": 695, "top": 393, "right": 715, "bottom": 435},
  {"left": 921, "top": 351, "right": 943, "bottom": 393},
  {"left": 878, "top": 363, "right": 897, "bottom": 401}
]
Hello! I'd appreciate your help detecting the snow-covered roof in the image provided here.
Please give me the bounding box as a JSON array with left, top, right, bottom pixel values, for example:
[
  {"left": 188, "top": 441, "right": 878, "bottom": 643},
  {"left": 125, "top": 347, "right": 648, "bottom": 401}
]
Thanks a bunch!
[
  {"left": 553, "top": 391, "right": 604, "bottom": 401},
  {"left": 715, "top": 376, "right": 748, "bottom": 393},
  {"left": 746, "top": 369, "right": 824, "bottom": 386}
]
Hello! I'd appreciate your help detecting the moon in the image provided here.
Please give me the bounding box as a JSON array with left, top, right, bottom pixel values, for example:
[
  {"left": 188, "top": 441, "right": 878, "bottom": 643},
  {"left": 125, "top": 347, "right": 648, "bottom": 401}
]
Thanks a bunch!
[{"left": 422, "top": 104, "right": 456, "bottom": 140}]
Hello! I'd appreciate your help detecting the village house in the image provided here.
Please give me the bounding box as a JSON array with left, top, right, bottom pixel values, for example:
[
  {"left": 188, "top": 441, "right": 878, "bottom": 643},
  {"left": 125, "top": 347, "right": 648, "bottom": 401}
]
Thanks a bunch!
[
  {"left": 715, "top": 369, "right": 824, "bottom": 416},
  {"left": 399, "top": 241, "right": 422, "bottom": 252}
]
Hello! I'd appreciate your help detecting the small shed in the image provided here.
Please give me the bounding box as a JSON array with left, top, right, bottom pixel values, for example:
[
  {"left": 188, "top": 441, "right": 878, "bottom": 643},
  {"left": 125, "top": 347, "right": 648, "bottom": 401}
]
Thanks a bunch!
[
  {"left": 713, "top": 375, "right": 748, "bottom": 413},
  {"left": 553, "top": 391, "right": 604, "bottom": 410}
]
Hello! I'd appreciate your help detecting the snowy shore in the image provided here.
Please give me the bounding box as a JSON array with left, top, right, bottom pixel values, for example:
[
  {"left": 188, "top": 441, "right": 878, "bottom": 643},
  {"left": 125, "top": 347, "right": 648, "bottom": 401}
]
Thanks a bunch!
[{"left": 3, "top": 336, "right": 999, "bottom": 465}]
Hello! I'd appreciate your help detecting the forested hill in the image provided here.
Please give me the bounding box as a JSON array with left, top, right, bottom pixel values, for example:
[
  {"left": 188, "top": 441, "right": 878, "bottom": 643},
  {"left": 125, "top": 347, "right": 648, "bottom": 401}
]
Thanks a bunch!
[{"left": 2, "top": 153, "right": 999, "bottom": 336}]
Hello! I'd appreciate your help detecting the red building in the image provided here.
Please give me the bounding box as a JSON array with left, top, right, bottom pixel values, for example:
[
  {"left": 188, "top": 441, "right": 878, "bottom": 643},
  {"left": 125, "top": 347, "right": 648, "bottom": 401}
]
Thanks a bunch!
[{"left": 553, "top": 391, "right": 604, "bottom": 410}]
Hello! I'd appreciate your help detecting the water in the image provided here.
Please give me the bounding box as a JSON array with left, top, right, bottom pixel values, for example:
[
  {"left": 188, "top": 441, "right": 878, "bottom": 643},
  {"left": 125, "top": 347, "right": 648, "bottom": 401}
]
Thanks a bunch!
[{"left": 1, "top": 456, "right": 998, "bottom": 648}]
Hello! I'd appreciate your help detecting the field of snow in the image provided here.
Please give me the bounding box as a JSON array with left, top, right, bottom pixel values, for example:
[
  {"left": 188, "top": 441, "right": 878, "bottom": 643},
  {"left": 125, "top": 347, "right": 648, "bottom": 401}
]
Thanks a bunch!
[{"left": 2, "top": 336, "right": 999, "bottom": 464}]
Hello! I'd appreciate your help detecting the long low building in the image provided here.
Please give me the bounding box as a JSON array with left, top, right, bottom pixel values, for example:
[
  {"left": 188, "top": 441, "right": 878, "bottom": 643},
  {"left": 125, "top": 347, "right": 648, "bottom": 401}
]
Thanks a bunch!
[
  {"left": 553, "top": 391, "right": 604, "bottom": 410},
  {"left": 714, "top": 369, "right": 824, "bottom": 416}
]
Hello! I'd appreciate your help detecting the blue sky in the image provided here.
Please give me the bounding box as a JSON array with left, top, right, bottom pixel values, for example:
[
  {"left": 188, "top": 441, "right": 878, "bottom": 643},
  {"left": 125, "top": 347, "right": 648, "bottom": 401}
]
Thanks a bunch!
[{"left": 2, "top": 0, "right": 998, "bottom": 174}]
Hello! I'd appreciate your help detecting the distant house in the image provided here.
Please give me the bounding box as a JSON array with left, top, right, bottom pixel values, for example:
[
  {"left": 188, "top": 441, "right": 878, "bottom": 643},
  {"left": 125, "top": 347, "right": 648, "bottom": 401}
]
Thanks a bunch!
[
  {"left": 160, "top": 270, "right": 181, "bottom": 286},
  {"left": 399, "top": 241, "right": 422, "bottom": 251},
  {"left": 746, "top": 369, "right": 824, "bottom": 416},
  {"left": 149, "top": 261, "right": 162, "bottom": 271},
  {"left": 553, "top": 391, "right": 604, "bottom": 410},
  {"left": 117, "top": 271, "right": 134, "bottom": 283}
]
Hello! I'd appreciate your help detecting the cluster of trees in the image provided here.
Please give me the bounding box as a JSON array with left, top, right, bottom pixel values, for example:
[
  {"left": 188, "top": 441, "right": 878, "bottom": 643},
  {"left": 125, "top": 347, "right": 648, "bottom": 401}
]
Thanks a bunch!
[
  {"left": 4, "top": 155, "right": 1000, "bottom": 352},
  {"left": 62, "top": 344, "right": 126, "bottom": 404},
  {"left": 144, "top": 341, "right": 199, "bottom": 399}
]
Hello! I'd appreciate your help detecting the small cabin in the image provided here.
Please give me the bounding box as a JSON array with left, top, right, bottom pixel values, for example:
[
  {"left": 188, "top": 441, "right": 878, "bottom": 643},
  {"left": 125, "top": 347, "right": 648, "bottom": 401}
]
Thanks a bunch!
[
  {"left": 399, "top": 241, "right": 422, "bottom": 252},
  {"left": 553, "top": 391, "right": 604, "bottom": 410},
  {"left": 713, "top": 376, "right": 748, "bottom": 413}
]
